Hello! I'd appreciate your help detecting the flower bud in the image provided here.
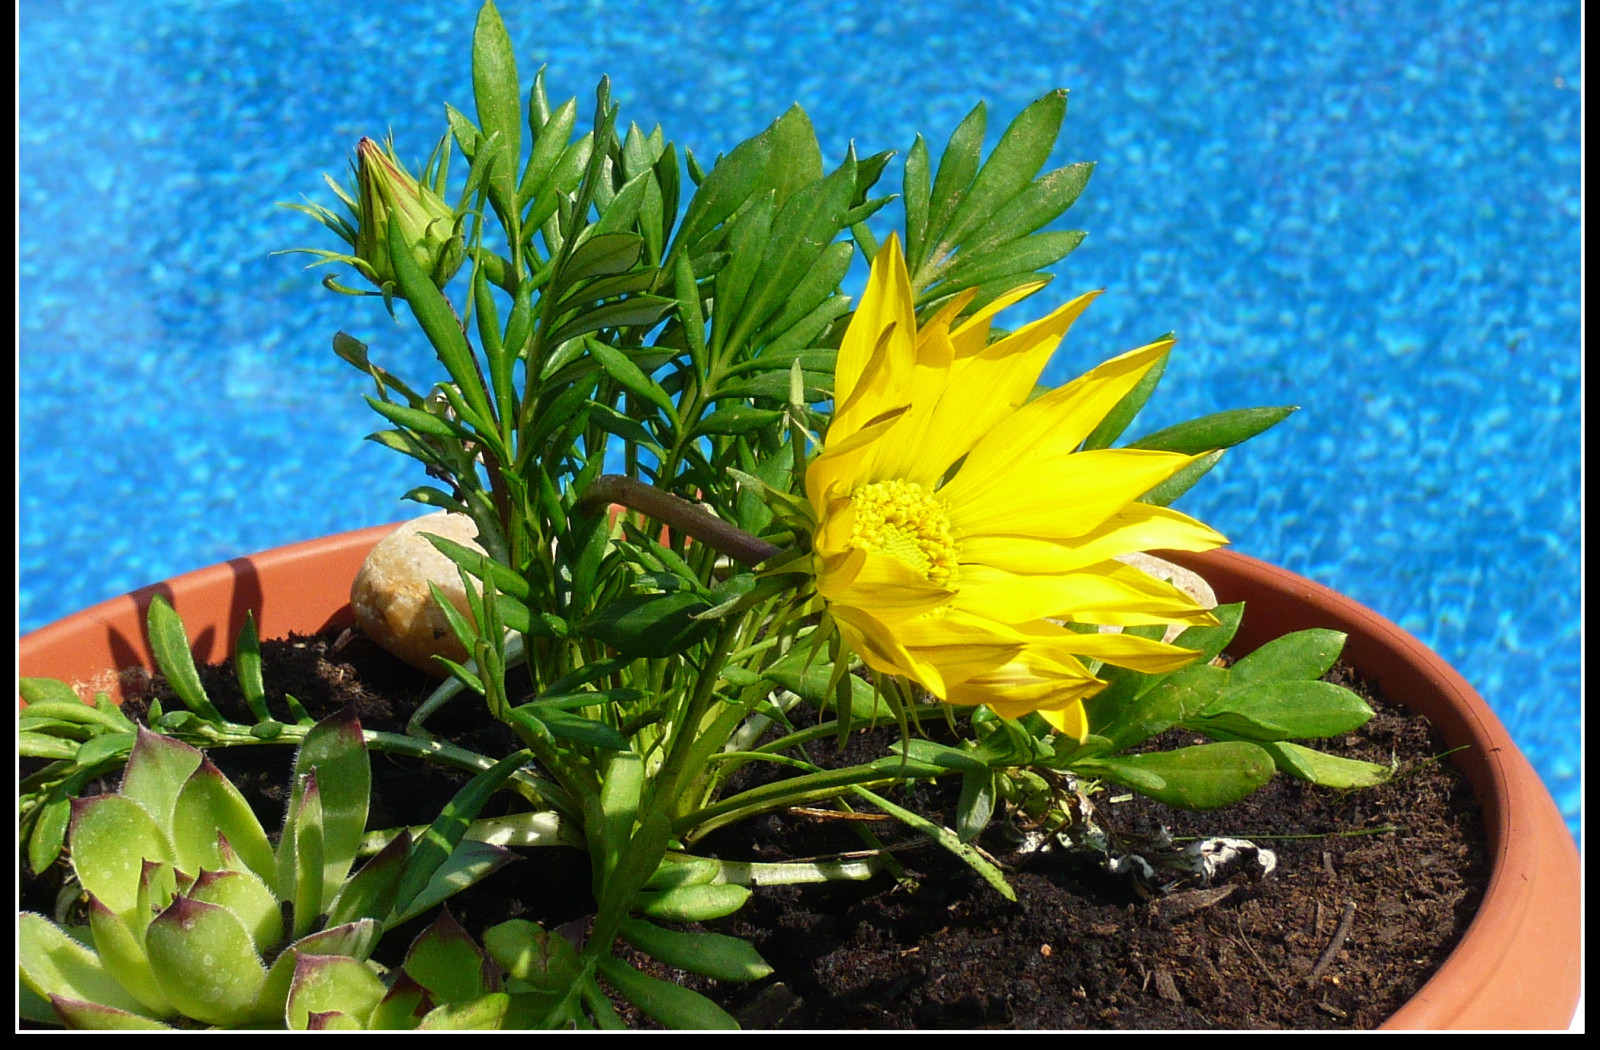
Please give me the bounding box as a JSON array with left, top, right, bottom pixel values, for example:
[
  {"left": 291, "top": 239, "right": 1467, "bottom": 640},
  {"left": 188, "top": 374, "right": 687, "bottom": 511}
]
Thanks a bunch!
[{"left": 353, "top": 136, "right": 465, "bottom": 290}]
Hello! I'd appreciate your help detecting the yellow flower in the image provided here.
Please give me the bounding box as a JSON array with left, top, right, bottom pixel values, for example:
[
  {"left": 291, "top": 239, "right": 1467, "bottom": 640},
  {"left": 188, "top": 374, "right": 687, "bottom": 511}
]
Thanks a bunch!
[{"left": 806, "top": 235, "right": 1228, "bottom": 740}]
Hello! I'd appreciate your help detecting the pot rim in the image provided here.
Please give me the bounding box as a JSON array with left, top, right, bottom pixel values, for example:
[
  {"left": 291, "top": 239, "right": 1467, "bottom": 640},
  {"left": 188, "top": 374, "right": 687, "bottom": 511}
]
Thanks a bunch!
[{"left": 18, "top": 530, "right": 1581, "bottom": 1030}]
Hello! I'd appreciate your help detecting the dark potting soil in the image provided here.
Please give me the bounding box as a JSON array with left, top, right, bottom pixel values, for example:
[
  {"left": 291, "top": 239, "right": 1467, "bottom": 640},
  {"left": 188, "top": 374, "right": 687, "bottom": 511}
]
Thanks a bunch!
[{"left": 23, "top": 628, "right": 1489, "bottom": 1030}]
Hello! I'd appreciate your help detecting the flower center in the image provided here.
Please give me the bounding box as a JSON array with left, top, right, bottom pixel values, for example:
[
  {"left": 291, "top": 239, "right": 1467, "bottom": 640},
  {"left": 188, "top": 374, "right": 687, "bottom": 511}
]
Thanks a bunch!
[{"left": 849, "top": 479, "right": 960, "bottom": 587}]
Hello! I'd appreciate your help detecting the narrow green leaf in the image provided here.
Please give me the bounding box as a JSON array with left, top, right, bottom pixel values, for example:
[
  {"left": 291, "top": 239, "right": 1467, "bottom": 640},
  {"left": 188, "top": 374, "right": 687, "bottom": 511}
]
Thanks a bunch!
[
  {"left": 145, "top": 597, "right": 222, "bottom": 723},
  {"left": 939, "top": 90, "right": 1067, "bottom": 255},
  {"left": 851, "top": 786, "right": 1015, "bottom": 902},
  {"left": 391, "top": 749, "right": 532, "bottom": 921},
  {"left": 587, "top": 338, "right": 676, "bottom": 418},
  {"left": 595, "top": 954, "right": 740, "bottom": 1030},
  {"left": 1139, "top": 449, "right": 1224, "bottom": 507},
  {"left": 388, "top": 215, "right": 496, "bottom": 429},
  {"left": 1130, "top": 406, "right": 1299, "bottom": 454},
  {"left": 620, "top": 919, "right": 773, "bottom": 982},
  {"left": 472, "top": 0, "right": 521, "bottom": 231}
]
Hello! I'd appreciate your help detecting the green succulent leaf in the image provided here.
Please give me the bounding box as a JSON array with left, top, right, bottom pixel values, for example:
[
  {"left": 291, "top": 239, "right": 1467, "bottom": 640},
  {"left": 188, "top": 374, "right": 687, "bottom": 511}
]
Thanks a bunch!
[
  {"left": 291, "top": 710, "right": 371, "bottom": 902},
  {"left": 19, "top": 912, "right": 151, "bottom": 1021},
  {"left": 187, "top": 868, "right": 285, "bottom": 956},
  {"left": 145, "top": 898, "right": 270, "bottom": 1027},
  {"left": 1187, "top": 679, "right": 1374, "bottom": 741},
  {"left": 403, "top": 909, "right": 497, "bottom": 1006},
  {"left": 1227, "top": 628, "right": 1348, "bottom": 686},
  {"left": 69, "top": 795, "right": 174, "bottom": 917},
  {"left": 170, "top": 759, "right": 276, "bottom": 882},
  {"left": 285, "top": 953, "right": 387, "bottom": 1031}
]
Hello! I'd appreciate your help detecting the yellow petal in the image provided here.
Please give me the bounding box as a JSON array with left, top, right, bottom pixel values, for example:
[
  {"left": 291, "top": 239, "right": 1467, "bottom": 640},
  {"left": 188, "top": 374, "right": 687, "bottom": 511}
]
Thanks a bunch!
[
  {"left": 945, "top": 337, "right": 1173, "bottom": 487},
  {"left": 834, "top": 233, "right": 916, "bottom": 414},
  {"left": 952, "top": 561, "right": 1217, "bottom": 628},
  {"left": 1046, "top": 628, "right": 1205, "bottom": 673},
  {"left": 947, "top": 280, "right": 1050, "bottom": 359},
  {"left": 897, "top": 290, "right": 1101, "bottom": 487},
  {"left": 806, "top": 408, "right": 908, "bottom": 509},
  {"left": 942, "top": 448, "right": 1202, "bottom": 542},
  {"left": 817, "top": 548, "right": 953, "bottom": 623},
  {"left": 958, "top": 503, "right": 1228, "bottom": 576},
  {"left": 830, "top": 604, "right": 947, "bottom": 696},
  {"left": 1036, "top": 701, "right": 1091, "bottom": 743}
]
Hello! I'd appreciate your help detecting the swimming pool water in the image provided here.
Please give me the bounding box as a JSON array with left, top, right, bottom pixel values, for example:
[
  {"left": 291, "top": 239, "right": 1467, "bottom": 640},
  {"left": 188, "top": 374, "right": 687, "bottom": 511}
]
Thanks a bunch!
[{"left": 18, "top": 0, "right": 1581, "bottom": 840}]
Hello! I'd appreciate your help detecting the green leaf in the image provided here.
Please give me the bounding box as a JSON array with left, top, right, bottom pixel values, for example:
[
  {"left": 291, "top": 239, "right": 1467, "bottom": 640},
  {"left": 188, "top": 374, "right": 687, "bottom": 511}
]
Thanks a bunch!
[
  {"left": 292, "top": 710, "right": 371, "bottom": 901},
  {"left": 186, "top": 868, "right": 284, "bottom": 955},
  {"left": 145, "top": 898, "right": 269, "bottom": 1027},
  {"left": 364, "top": 395, "right": 469, "bottom": 439},
  {"left": 391, "top": 749, "right": 532, "bottom": 921},
  {"left": 920, "top": 101, "right": 986, "bottom": 280},
  {"left": 1077, "top": 741, "right": 1276, "bottom": 810},
  {"left": 285, "top": 953, "right": 387, "bottom": 1031},
  {"left": 634, "top": 882, "right": 751, "bottom": 922},
  {"left": 1227, "top": 628, "right": 1347, "bottom": 686},
  {"left": 1261, "top": 741, "right": 1393, "bottom": 788},
  {"left": 1139, "top": 449, "right": 1224, "bottom": 507},
  {"left": 404, "top": 909, "right": 493, "bottom": 1006},
  {"left": 580, "top": 590, "right": 713, "bottom": 658},
  {"left": 620, "top": 919, "right": 773, "bottom": 983},
  {"left": 388, "top": 215, "right": 496, "bottom": 431},
  {"left": 19, "top": 677, "right": 92, "bottom": 707},
  {"left": 118, "top": 726, "right": 204, "bottom": 827},
  {"left": 587, "top": 338, "right": 676, "bottom": 418},
  {"left": 326, "top": 831, "right": 412, "bottom": 927},
  {"left": 595, "top": 953, "right": 740, "bottom": 1030},
  {"left": 760, "top": 655, "right": 891, "bottom": 719},
  {"left": 956, "top": 161, "right": 1093, "bottom": 262},
  {"left": 234, "top": 613, "right": 272, "bottom": 724},
  {"left": 675, "top": 104, "right": 822, "bottom": 254},
  {"left": 18, "top": 912, "right": 151, "bottom": 1020},
  {"left": 389, "top": 839, "right": 519, "bottom": 927},
  {"left": 418, "top": 993, "right": 511, "bottom": 1030},
  {"left": 472, "top": 0, "right": 521, "bottom": 232},
  {"left": 1130, "top": 406, "right": 1298, "bottom": 454},
  {"left": 956, "top": 768, "right": 996, "bottom": 843},
  {"left": 70, "top": 795, "right": 174, "bottom": 916},
  {"left": 1084, "top": 661, "right": 1227, "bottom": 754},
  {"left": 547, "top": 294, "right": 673, "bottom": 344},
  {"left": 928, "top": 229, "right": 1086, "bottom": 295},
  {"left": 171, "top": 760, "right": 276, "bottom": 883},
  {"left": 940, "top": 90, "right": 1067, "bottom": 255},
  {"left": 145, "top": 597, "right": 223, "bottom": 723},
  {"left": 690, "top": 405, "right": 785, "bottom": 437},
  {"left": 1188, "top": 680, "right": 1374, "bottom": 741},
  {"left": 510, "top": 706, "right": 630, "bottom": 751},
  {"left": 902, "top": 133, "right": 932, "bottom": 266},
  {"left": 852, "top": 786, "right": 1016, "bottom": 901}
]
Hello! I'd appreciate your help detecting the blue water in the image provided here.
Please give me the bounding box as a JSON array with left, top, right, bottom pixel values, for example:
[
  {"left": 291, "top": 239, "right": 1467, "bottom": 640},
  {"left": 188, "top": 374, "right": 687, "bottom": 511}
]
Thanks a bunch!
[{"left": 18, "top": 0, "right": 1580, "bottom": 840}]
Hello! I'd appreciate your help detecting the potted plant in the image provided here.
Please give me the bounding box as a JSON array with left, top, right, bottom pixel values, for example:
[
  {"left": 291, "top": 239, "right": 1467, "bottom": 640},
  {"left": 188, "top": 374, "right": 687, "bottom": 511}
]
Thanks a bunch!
[{"left": 18, "top": 0, "right": 1579, "bottom": 1030}]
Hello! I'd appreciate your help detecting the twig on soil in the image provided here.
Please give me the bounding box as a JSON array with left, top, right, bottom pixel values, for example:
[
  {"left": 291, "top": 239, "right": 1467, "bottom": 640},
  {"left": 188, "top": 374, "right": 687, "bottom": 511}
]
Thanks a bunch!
[{"left": 1311, "top": 901, "right": 1358, "bottom": 980}]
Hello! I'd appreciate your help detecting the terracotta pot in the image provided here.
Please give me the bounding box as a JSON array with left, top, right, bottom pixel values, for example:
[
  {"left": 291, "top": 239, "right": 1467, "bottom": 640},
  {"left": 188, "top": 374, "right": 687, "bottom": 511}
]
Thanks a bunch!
[{"left": 18, "top": 532, "right": 1581, "bottom": 1030}]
